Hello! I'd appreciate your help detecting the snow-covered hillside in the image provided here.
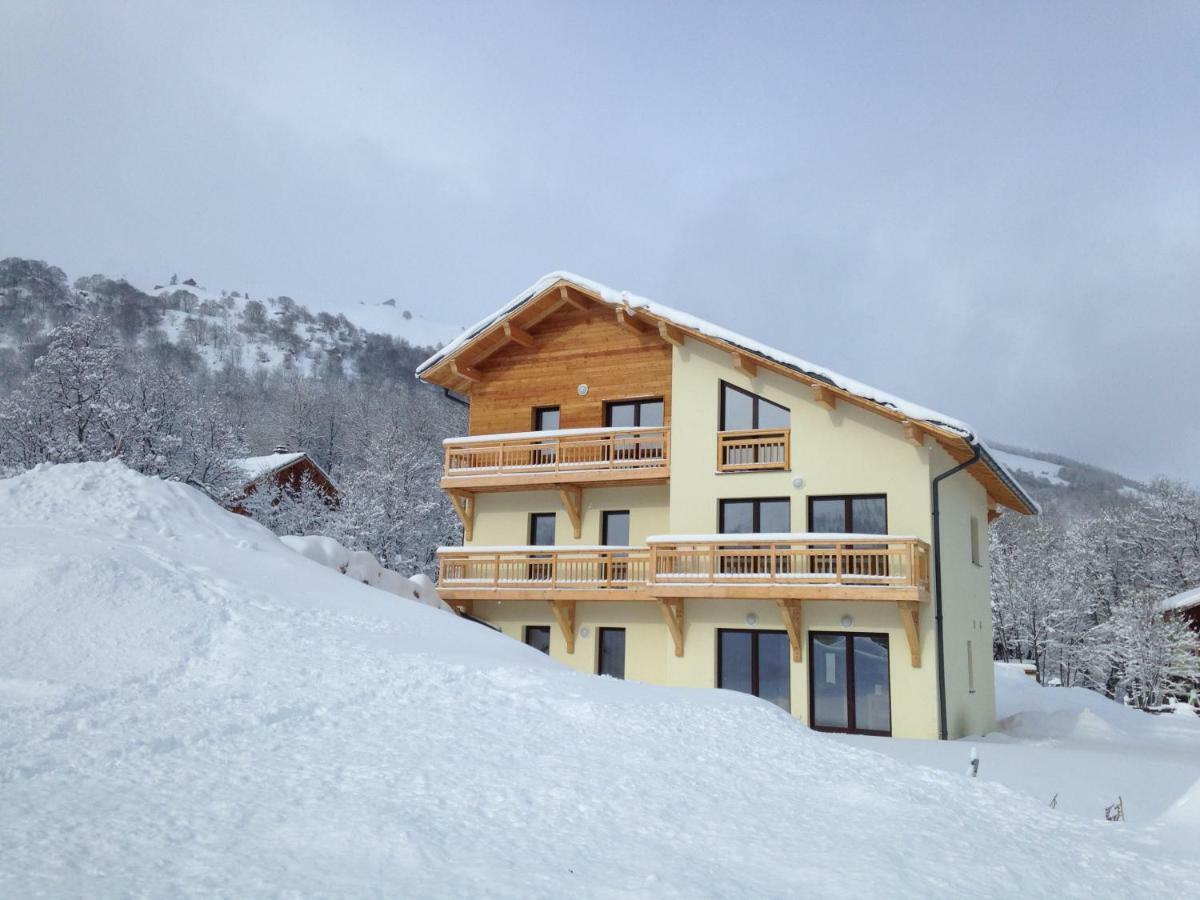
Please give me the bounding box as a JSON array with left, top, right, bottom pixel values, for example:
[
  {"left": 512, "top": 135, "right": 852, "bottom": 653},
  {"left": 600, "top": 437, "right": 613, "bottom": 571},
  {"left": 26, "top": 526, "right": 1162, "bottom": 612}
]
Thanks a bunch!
[
  {"left": 2, "top": 463, "right": 1198, "bottom": 896},
  {"left": 990, "top": 448, "right": 1070, "bottom": 487}
]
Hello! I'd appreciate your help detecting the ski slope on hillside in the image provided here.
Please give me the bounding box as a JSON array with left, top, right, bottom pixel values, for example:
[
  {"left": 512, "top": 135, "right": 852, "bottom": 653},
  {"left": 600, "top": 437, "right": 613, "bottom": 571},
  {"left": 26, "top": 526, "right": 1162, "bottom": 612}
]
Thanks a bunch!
[{"left": 1, "top": 463, "right": 1197, "bottom": 896}]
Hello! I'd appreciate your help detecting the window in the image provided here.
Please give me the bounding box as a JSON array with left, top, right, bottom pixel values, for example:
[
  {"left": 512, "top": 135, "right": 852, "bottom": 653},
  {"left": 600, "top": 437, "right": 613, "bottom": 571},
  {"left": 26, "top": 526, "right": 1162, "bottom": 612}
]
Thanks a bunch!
[
  {"left": 970, "top": 516, "right": 981, "bottom": 566},
  {"left": 717, "top": 629, "right": 791, "bottom": 711},
  {"left": 598, "top": 628, "right": 626, "bottom": 679},
  {"left": 606, "top": 399, "right": 664, "bottom": 462},
  {"left": 809, "top": 632, "right": 891, "bottom": 735},
  {"left": 719, "top": 381, "right": 789, "bottom": 431},
  {"left": 602, "top": 510, "right": 631, "bottom": 581},
  {"left": 719, "top": 498, "right": 791, "bottom": 533},
  {"left": 528, "top": 513, "right": 556, "bottom": 581},
  {"left": 533, "top": 406, "right": 560, "bottom": 431},
  {"left": 605, "top": 398, "right": 664, "bottom": 428},
  {"left": 524, "top": 625, "right": 551, "bottom": 654},
  {"left": 967, "top": 640, "right": 976, "bottom": 693},
  {"left": 807, "top": 495, "right": 888, "bottom": 576},
  {"left": 807, "top": 495, "right": 887, "bottom": 534},
  {"left": 529, "top": 513, "right": 556, "bottom": 545},
  {"left": 601, "top": 511, "right": 630, "bottom": 546}
]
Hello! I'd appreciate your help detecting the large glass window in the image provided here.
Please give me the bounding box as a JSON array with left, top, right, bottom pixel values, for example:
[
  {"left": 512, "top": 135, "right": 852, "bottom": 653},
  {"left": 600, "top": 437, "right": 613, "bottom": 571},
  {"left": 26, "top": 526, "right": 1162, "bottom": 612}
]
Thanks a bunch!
[
  {"left": 605, "top": 398, "right": 664, "bottom": 428},
  {"left": 598, "top": 628, "right": 626, "bottom": 679},
  {"left": 719, "top": 498, "right": 791, "bottom": 534},
  {"left": 719, "top": 381, "right": 789, "bottom": 431},
  {"left": 807, "top": 495, "right": 887, "bottom": 534},
  {"left": 717, "top": 629, "right": 791, "bottom": 712},
  {"left": 601, "top": 511, "right": 630, "bottom": 546},
  {"left": 524, "top": 625, "right": 551, "bottom": 655},
  {"left": 809, "top": 632, "right": 891, "bottom": 735}
]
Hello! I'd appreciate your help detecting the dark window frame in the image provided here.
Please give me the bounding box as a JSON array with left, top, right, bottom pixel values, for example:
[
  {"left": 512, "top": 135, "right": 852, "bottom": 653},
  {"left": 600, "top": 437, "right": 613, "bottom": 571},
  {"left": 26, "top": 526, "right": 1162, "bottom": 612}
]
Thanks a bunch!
[
  {"left": 597, "top": 627, "right": 627, "bottom": 679},
  {"left": 806, "top": 494, "right": 888, "bottom": 534},
  {"left": 718, "top": 380, "right": 790, "bottom": 432},
  {"left": 601, "top": 510, "right": 631, "bottom": 546},
  {"left": 532, "top": 405, "right": 560, "bottom": 431},
  {"left": 807, "top": 631, "right": 892, "bottom": 736},
  {"left": 718, "top": 497, "right": 792, "bottom": 533},
  {"left": 528, "top": 512, "right": 556, "bottom": 545},
  {"left": 716, "top": 628, "right": 791, "bottom": 711},
  {"left": 604, "top": 397, "right": 665, "bottom": 428},
  {"left": 524, "top": 625, "right": 552, "bottom": 655}
]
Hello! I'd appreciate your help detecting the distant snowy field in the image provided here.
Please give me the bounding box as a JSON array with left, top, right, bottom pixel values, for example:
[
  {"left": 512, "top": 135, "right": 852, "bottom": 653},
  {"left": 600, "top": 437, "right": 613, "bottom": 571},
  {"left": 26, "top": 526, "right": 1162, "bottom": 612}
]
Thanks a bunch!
[
  {"left": 2, "top": 464, "right": 1198, "bottom": 897},
  {"left": 990, "top": 448, "right": 1070, "bottom": 487}
]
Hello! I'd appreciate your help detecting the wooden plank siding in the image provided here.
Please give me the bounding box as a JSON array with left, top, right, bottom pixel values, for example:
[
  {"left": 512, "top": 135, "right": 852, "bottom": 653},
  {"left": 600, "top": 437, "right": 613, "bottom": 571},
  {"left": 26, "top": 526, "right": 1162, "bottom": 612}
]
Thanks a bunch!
[{"left": 466, "top": 304, "right": 673, "bottom": 436}]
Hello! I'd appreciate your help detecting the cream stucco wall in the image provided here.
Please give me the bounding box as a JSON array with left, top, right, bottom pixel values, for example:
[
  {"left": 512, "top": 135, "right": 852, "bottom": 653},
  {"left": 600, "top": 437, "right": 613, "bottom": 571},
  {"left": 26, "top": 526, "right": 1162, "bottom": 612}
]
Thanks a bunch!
[
  {"left": 467, "top": 485, "right": 669, "bottom": 547},
  {"left": 930, "top": 443, "right": 997, "bottom": 738},
  {"left": 453, "top": 334, "right": 1001, "bottom": 741}
]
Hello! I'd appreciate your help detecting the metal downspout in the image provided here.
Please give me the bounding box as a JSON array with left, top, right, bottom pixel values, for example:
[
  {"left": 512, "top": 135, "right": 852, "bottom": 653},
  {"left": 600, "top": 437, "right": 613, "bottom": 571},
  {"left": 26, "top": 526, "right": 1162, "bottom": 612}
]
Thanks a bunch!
[{"left": 932, "top": 443, "right": 981, "bottom": 741}]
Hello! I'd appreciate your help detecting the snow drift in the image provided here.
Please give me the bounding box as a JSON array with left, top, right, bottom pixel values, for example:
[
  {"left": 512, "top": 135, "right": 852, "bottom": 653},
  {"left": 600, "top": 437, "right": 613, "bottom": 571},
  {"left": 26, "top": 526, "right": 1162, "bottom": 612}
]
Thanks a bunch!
[{"left": 1, "top": 463, "right": 1196, "bottom": 896}]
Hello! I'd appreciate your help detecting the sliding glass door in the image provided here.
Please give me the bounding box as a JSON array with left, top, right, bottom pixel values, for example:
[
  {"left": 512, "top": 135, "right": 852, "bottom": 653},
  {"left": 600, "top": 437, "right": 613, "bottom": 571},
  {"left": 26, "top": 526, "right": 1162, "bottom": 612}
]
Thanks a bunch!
[
  {"left": 809, "top": 632, "right": 892, "bottom": 735},
  {"left": 717, "top": 629, "right": 791, "bottom": 712}
]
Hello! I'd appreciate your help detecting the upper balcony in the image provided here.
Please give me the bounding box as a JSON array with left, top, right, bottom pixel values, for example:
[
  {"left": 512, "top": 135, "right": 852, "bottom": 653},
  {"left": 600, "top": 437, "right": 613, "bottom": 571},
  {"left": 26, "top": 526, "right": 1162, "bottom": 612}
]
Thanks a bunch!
[{"left": 441, "top": 426, "right": 670, "bottom": 492}]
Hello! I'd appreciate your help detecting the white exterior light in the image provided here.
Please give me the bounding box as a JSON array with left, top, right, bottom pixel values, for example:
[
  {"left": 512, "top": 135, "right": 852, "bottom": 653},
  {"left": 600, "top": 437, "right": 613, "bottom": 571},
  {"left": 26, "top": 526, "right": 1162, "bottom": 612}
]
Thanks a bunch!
[
  {"left": 745, "top": 612, "right": 758, "bottom": 626},
  {"left": 579, "top": 626, "right": 591, "bottom": 638},
  {"left": 792, "top": 476, "right": 805, "bottom": 490},
  {"left": 577, "top": 383, "right": 589, "bottom": 396},
  {"left": 840, "top": 614, "right": 854, "bottom": 628}
]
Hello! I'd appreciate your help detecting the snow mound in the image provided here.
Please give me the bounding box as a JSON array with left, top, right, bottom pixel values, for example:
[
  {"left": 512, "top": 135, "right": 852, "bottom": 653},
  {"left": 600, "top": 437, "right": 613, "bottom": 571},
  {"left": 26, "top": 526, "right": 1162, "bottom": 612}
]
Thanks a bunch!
[
  {"left": 280, "top": 534, "right": 451, "bottom": 611},
  {"left": 996, "top": 708, "right": 1120, "bottom": 742},
  {"left": 1, "top": 463, "right": 1197, "bottom": 896}
]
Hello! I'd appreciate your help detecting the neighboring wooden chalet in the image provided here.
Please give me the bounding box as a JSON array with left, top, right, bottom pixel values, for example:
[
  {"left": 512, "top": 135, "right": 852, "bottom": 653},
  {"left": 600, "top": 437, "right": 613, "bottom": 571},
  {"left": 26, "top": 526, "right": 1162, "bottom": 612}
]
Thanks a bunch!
[
  {"left": 1162, "top": 586, "right": 1200, "bottom": 634},
  {"left": 229, "top": 448, "right": 339, "bottom": 514}
]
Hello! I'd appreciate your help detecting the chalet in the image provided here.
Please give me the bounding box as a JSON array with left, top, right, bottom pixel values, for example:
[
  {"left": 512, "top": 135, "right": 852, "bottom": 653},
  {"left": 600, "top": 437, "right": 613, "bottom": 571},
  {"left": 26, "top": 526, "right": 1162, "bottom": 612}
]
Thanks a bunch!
[
  {"left": 1162, "top": 586, "right": 1200, "bottom": 634},
  {"left": 417, "top": 273, "right": 1038, "bottom": 739},
  {"left": 229, "top": 448, "right": 339, "bottom": 514}
]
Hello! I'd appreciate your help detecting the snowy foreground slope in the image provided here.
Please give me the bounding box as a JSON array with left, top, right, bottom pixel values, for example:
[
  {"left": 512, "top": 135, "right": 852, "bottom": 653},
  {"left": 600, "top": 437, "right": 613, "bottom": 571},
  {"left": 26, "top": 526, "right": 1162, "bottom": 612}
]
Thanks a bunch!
[{"left": 1, "top": 464, "right": 1197, "bottom": 897}]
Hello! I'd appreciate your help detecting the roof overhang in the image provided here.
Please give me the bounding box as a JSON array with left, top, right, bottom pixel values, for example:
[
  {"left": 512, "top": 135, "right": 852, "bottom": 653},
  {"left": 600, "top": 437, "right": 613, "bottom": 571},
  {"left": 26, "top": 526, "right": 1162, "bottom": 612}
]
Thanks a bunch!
[{"left": 417, "top": 273, "right": 1039, "bottom": 516}]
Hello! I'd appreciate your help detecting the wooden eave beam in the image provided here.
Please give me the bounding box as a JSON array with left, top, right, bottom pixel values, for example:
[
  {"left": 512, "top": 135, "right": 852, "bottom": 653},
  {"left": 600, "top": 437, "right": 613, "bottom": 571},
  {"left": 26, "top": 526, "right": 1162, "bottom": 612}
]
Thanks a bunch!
[
  {"left": 502, "top": 321, "right": 537, "bottom": 348},
  {"left": 902, "top": 420, "right": 926, "bottom": 448},
  {"left": 810, "top": 384, "right": 837, "bottom": 411},
  {"left": 450, "top": 360, "right": 483, "bottom": 384},
  {"left": 559, "top": 285, "right": 588, "bottom": 311},
  {"left": 558, "top": 485, "right": 583, "bottom": 539},
  {"left": 731, "top": 351, "right": 758, "bottom": 378},
  {"left": 659, "top": 598, "right": 685, "bottom": 657},
  {"left": 615, "top": 306, "right": 649, "bottom": 335},
  {"left": 777, "top": 600, "right": 803, "bottom": 662},
  {"left": 447, "top": 490, "right": 474, "bottom": 541},
  {"left": 658, "top": 321, "right": 685, "bottom": 348},
  {"left": 987, "top": 496, "right": 1001, "bottom": 524},
  {"left": 551, "top": 600, "right": 577, "bottom": 654},
  {"left": 897, "top": 600, "right": 922, "bottom": 667}
]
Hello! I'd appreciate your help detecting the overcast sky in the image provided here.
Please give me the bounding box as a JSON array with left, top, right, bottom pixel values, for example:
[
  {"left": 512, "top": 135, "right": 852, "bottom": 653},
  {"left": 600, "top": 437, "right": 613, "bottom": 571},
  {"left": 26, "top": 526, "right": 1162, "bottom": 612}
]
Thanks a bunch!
[{"left": 2, "top": 2, "right": 1198, "bottom": 482}]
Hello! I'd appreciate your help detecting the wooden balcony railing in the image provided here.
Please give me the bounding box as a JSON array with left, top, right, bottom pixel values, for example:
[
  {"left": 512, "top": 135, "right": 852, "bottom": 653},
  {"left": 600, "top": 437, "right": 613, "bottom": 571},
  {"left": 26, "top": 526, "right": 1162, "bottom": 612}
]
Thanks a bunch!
[
  {"left": 438, "top": 547, "right": 651, "bottom": 590},
  {"left": 437, "top": 536, "right": 929, "bottom": 596},
  {"left": 717, "top": 429, "right": 790, "bottom": 472},
  {"left": 647, "top": 536, "right": 929, "bottom": 589},
  {"left": 443, "top": 427, "right": 670, "bottom": 485}
]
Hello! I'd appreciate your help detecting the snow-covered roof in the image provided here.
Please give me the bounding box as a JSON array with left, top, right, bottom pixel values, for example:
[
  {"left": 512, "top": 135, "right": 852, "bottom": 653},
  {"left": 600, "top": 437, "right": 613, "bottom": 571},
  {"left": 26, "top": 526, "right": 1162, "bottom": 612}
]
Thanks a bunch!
[
  {"left": 417, "top": 271, "right": 1039, "bottom": 514},
  {"left": 1160, "top": 585, "right": 1200, "bottom": 614},
  {"left": 231, "top": 451, "right": 338, "bottom": 491}
]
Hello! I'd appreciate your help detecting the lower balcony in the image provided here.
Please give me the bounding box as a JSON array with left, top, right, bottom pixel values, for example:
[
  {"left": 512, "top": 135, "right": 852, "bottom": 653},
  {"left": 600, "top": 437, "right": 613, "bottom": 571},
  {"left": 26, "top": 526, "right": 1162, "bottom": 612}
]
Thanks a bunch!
[{"left": 437, "top": 535, "right": 930, "bottom": 666}]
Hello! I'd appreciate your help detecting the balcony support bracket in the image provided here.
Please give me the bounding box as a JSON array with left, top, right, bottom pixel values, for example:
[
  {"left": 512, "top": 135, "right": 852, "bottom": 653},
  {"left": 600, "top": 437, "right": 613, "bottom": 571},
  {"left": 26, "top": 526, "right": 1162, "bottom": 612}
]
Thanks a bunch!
[
  {"left": 447, "top": 490, "right": 475, "bottom": 541},
  {"left": 558, "top": 485, "right": 584, "bottom": 539},
  {"left": 659, "top": 598, "right": 685, "bottom": 657},
  {"left": 777, "top": 600, "right": 804, "bottom": 662},
  {"left": 898, "top": 600, "right": 921, "bottom": 667},
  {"left": 551, "top": 600, "right": 577, "bottom": 654}
]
